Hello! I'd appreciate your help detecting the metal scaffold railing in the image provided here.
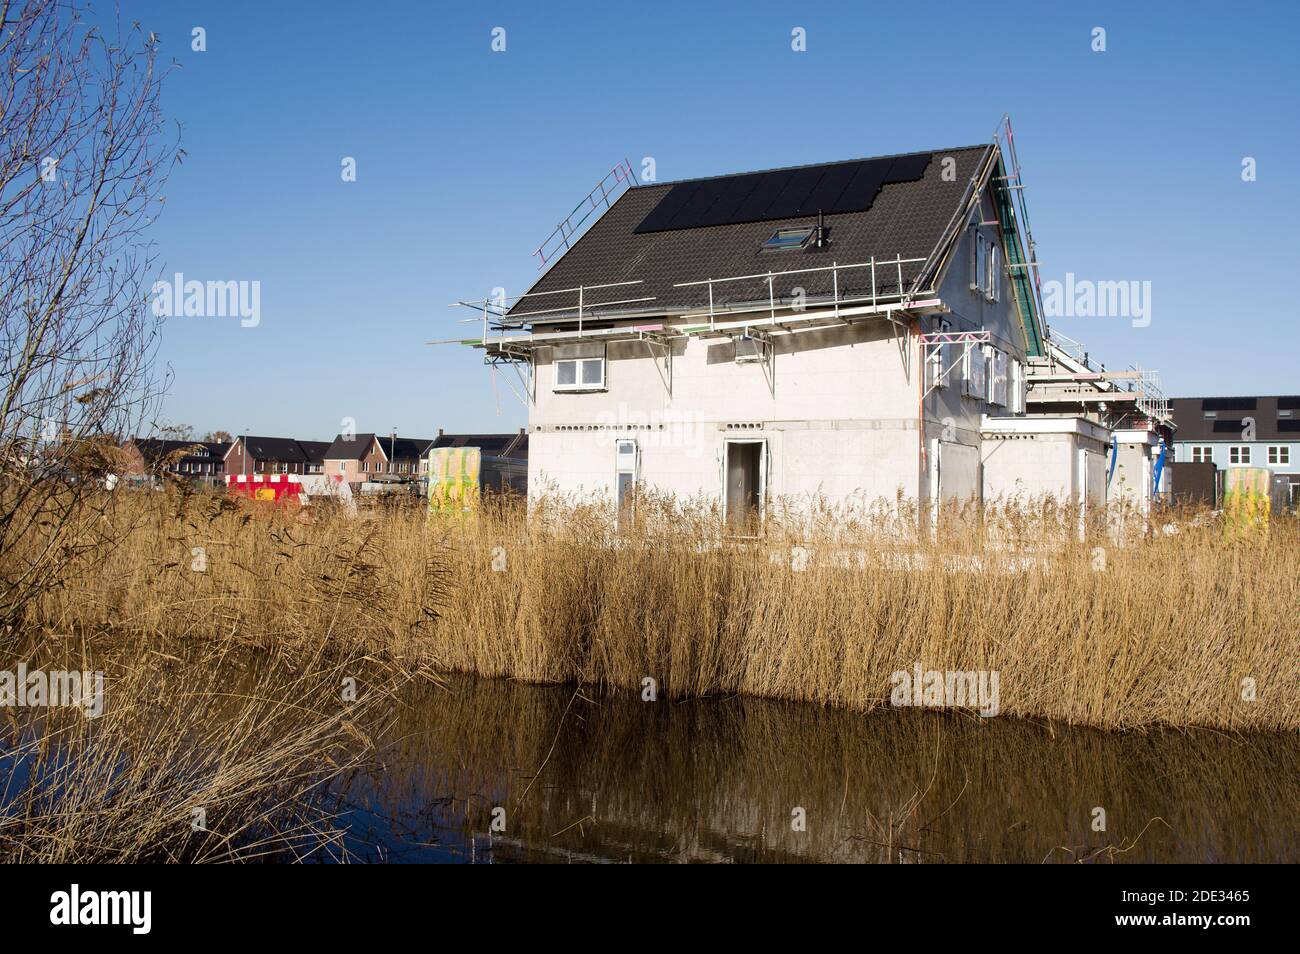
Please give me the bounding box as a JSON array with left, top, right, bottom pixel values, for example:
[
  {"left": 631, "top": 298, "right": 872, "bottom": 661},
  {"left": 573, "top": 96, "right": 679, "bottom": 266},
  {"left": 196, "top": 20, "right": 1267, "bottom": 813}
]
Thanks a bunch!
[{"left": 533, "top": 159, "right": 636, "bottom": 271}]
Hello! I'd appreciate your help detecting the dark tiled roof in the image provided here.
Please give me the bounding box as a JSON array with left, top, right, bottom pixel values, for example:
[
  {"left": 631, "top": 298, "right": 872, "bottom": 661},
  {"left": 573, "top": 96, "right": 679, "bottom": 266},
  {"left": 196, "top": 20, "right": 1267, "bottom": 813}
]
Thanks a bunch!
[
  {"left": 433, "top": 432, "right": 526, "bottom": 457},
  {"left": 1171, "top": 396, "right": 1300, "bottom": 442},
  {"left": 297, "top": 440, "right": 331, "bottom": 463},
  {"left": 236, "top": 436, "right": 311, "bottom": 462},
  {"left": 375, "top": 436, "right": 437, "bottom": 461},
  {"left": 508, "top": 145, "right": 991, "bottom": 322},
  {"left": 322, "top": 433, "right": 376, "bottom": 461},
  {"left": 323, "top": 434, "right": 438, "bottom": 461},
  {"left": 130, "top": 439, "right": 229, "bottom": 463}
]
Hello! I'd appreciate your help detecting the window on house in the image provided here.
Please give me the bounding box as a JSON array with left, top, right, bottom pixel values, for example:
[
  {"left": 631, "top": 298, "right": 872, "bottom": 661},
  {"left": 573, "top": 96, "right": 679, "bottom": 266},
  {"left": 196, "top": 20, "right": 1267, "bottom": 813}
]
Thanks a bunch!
[
  {"left": 1268, "top": 446, "right": 1290, "bottom": 465},
  {"left": 761, "top": 227, "right": 816, "bottom": 252},
  {"left": 926, "top": 320, "right": 950, "bottom": 391},
  {"left": 1010, "top": 358, "right": 1025, "bottom": 414},
  {"left": 1191, "top": 446, "right": 1213, "bottom": 463},
  {"left": 990, "top": 347, "right": 1009, "bottom": 407},
  {"left": 1230, "top": 446, "right": 1250, "bottom": 464},
  {"left": 987, "top": 243, "right": 1001, "bottom": 302},
  {"left": 615, "top": 439, "right": 638, "bottom": 527},
  {"left": 963, "top": 342, "right": 987, "bottom": 400},
  {"left": 971, "top": 229, "right": 986, "bottom": 293},
  {"left": 553, "top": 342, "right": 606, "bottom": 392}
]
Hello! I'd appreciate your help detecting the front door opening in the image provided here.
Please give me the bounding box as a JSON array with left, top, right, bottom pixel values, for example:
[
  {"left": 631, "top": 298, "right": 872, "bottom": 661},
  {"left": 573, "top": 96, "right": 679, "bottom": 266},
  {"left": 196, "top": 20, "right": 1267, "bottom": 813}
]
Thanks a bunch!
[{"left": 725, "top": 440, "right": 764, "bottom": 533}]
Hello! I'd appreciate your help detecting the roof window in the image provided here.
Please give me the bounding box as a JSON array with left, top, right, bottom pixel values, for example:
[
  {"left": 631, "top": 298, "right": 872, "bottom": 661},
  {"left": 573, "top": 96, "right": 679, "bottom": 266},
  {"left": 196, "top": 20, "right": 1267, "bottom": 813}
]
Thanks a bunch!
[{"left": 761, "top": 227, "right": 815, "bottom": 252}]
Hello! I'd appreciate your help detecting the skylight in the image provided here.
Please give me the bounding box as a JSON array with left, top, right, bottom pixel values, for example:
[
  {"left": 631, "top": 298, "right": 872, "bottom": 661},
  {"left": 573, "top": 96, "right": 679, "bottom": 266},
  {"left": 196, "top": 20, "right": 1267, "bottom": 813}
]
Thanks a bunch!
[{"left": 761, "top": 227, "right": 815, "bottom": 252}]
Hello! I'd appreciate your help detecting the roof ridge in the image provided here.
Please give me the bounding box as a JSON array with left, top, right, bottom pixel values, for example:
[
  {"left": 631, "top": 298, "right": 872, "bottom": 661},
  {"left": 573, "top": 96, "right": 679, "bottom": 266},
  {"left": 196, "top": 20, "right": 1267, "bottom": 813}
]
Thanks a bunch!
[{"left": 642, "top": 144, "right": 991, "bottom": 188}]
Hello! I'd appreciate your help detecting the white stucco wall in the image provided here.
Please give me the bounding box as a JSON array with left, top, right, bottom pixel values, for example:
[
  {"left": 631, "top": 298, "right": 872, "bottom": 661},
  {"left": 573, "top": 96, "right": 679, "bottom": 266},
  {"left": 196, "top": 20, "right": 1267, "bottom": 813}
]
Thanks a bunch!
[
  {"left": 980, "top": 416, "right": 1110, "bottom": 505},
  {"left": 523, "top": 185, "right": 1041, "bottom": 515},
  {"left": 529, "top": 323, "right": 923, "bottom": 509}
]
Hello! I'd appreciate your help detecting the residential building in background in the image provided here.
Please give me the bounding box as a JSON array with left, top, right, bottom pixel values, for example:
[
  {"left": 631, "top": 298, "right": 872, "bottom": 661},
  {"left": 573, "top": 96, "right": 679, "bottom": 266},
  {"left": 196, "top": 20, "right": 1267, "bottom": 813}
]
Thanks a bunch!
[
  {"left": 321, "top": 433, "right": 437, "bottom": 485},
  {"left": 224, "top": 436, "right": 327, "bottom": 477},
  {"left": 1171, "top": 396, "right": 1299, "bottom": 503},
  {"left": 121, "top": 438, "right": 230, "bottom": 486}
]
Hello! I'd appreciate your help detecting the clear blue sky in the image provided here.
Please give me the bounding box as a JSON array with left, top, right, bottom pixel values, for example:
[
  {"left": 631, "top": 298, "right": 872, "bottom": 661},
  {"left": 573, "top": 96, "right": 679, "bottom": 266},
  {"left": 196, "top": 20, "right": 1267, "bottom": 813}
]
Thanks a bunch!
[{"left": 120, "top": 0, "right": 1298, "bottom": 439}]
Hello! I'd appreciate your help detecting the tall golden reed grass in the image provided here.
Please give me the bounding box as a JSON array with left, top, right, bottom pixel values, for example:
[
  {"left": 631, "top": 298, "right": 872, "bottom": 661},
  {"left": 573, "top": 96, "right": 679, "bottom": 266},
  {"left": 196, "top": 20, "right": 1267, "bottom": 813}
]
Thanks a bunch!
[
  {"left": 0, "top": 633, "right": 407, "bottom": 862},
  {"left": 10, "top": 486, "right": 1296, "bottom": 732}
]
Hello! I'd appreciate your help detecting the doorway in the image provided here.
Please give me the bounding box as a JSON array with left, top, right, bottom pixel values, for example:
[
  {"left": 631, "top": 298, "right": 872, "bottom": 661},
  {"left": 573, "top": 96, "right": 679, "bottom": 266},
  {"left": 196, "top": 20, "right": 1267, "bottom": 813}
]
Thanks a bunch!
[{"left": 724, "top": 440, "right": 765, "bottom": 533}]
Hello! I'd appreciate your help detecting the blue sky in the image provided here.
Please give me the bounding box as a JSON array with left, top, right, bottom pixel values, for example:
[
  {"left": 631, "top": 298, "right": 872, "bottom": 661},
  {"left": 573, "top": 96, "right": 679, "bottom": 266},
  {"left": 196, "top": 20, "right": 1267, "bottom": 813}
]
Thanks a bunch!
[{"left": 121, "top": 0, "right": 1298, "bottom": 439}]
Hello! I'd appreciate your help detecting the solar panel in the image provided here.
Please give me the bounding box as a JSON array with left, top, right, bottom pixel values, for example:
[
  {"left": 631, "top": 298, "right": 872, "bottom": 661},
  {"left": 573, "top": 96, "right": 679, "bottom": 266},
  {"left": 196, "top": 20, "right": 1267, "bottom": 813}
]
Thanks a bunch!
[
  {"left": 633, "top": 181, "right": 699, "bottom": 232},
  {"left": 799, "top": 162, "right": 858, "bottom": 215},
  {"left": 885, "top": 152, "right": 932, "bottom": 183},
  {"left": 694, "top": 173, "right": 763, "bottom": 227},
  {"left": 634, "top": 152, "right": 934, "bottom": 233},
  {"left": 665, "top": 179, "right": 724, "bottom": 229},
  {"left": 829, "top": 158, "right": 891, "bottom": 213},
  {"left": 761, "top": 166, "right": 827, "bottom": 219},
  {"left": 727, "top": 170, "right": 792, "bottom": 223}
]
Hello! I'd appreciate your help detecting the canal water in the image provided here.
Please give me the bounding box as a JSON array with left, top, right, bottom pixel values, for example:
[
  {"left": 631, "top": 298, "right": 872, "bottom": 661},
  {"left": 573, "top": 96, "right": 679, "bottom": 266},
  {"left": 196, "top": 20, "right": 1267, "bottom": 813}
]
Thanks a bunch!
[{"left": 330, "top": 674, "right": 1299, "bottom": 863}]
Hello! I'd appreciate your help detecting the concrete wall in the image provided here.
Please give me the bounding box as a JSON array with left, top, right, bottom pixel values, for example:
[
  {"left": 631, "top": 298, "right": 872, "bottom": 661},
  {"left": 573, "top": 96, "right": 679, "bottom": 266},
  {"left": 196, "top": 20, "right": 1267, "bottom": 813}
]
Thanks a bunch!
[
  {"left": 530, "top": 322, "right": 922, "bottom": 509},
  {"left": 981, "top": 417, "right": 1110, "bottom": 506},
  {"left": 1112, "top": 430, "right": 1159, "bottom": 514}
]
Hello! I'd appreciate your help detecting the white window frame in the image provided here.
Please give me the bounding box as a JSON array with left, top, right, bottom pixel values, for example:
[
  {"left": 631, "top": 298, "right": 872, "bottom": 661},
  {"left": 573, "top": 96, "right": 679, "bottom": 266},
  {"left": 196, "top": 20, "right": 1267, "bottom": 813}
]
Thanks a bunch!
[
  {"left": 987, "top": 242, "right": 1001, "bottom": 302},
  {"left": 615, "top": 439, "right": 639, "bottom": 526},
  {"left": 926, "top": 319, "right": 951, "bottom": 391},
  {"left": 1190, "top": 445, "right": 1213, "bottom": 463},
  {"left": 1229, "top": 446, "right": 1251, "bottom": 465},
  {"left": 990, "top": 347, "right": 1009, "bottom": 407},
  {"left": 553, "top": 342, "right": 607, "bottom": 392},
  {"left": 963, "top": 341, "right": 988, "bottom": 400},
  {"left": 972, "top": 230, "right": 986, "bottom": 295},
  {"left": 1268, "top": 445, "right": 1289, "bottom": 466}
]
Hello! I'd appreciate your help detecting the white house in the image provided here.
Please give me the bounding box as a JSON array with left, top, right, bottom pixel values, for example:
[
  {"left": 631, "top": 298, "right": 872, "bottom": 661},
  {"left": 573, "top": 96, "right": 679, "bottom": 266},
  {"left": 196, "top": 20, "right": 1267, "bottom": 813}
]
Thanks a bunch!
[{"left": 454, "top": 130, "right": 1162, "bottom": 526}]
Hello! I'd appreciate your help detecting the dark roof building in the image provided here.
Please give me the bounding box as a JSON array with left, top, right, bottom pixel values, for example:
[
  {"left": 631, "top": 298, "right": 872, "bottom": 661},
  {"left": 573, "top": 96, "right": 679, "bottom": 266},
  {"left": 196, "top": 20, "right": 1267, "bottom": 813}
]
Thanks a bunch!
[
  {"left": 507, "top": 145, "right": 996, "bottom": 325},
  {"left": 322, "top": 433, "right": 376, "bottom": 461},
  {"left": 225, "top": 436, "right": 332, "bottom": 476},
  {"left": 433, "top": 428, "right": 527, "bottom": 459},
  {"left": 1170, "top": 396, "right": 1300, "bottom": 442},
  {"left": 123, "top": 438, "right": 230, "bottom": 483}
]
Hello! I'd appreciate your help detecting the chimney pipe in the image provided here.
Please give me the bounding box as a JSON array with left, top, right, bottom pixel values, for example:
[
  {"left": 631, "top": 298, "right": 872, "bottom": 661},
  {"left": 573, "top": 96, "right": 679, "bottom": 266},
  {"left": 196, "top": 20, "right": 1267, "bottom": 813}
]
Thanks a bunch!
[{"left": 815, "top": 209, "right": 826, "bottom": 248}]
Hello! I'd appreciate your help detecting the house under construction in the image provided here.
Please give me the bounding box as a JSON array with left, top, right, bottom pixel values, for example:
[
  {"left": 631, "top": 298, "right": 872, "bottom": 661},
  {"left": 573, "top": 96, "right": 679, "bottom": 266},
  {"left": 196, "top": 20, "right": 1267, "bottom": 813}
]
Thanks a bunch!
[{"left": 446, "top": 118, "right": 1172, "bottom": 526}]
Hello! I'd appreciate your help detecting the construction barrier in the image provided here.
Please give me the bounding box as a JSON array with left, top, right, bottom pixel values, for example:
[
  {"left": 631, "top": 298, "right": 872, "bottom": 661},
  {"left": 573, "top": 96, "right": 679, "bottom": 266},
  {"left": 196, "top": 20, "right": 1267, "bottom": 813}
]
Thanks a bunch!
[
  {"left": 226, "top": 473, "right": 303, "bottom": 503},
  {"left": 427, "top": 447, "right": 480, "bottom": 517},
  {"left": 1222, "top": 467, "right": 1270, "bottom": 538}
]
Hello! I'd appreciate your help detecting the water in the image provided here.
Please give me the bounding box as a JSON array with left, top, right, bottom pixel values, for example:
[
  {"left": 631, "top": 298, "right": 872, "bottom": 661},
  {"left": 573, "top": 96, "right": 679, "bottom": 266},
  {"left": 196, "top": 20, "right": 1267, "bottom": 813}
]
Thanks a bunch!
[{"left": 329, "top": 674, "right": 1299, "bottom": 863}]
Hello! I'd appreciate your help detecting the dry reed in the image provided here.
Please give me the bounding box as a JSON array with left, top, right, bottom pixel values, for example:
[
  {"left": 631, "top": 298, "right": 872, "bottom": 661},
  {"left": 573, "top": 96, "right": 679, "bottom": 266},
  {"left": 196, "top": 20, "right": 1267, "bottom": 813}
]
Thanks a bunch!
[{"left": 9, "top": 487, "right": 1298, "bottom": 732}]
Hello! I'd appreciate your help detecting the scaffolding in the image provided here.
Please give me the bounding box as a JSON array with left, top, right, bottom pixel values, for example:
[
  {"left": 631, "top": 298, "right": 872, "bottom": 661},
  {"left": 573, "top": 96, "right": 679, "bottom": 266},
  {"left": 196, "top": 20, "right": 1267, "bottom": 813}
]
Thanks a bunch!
[
  {"left": 1026, "top": 331, "right": 1172, "bottom": 427},
  {"left": 532, "top": 160, "right": 635, "bottom": 271}
]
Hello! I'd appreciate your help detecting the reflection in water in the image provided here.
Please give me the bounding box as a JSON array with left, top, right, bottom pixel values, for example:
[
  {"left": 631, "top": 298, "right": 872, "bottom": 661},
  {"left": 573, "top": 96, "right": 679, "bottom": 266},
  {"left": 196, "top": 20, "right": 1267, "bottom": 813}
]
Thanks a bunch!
[{"left": 335, "top": 674, "right": 1299, "bottom": 863}]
